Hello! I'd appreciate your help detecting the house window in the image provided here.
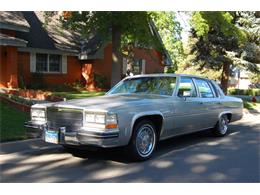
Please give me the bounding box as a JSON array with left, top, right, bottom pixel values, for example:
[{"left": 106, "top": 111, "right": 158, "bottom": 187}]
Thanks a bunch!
[
  {"left": 36, "top": 53, "right": 48, "bottom": 72},
  {"left": 133, "top": 59, "right": 145, "bottom": 74},
  {"left": 36, "top": 53, "right": 62, "bottom": 73},
  {"left": 49, "top": 54, "right": 61, "bottom": 72}
]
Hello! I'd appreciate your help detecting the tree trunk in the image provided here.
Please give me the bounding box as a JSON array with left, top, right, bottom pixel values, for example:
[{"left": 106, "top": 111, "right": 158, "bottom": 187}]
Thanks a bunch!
[
  {"left": 220, "top": 64, "right": 230, "bottom": 94},
  {"left": 111, "top": 24, "right": 122, "bottom": 87}
]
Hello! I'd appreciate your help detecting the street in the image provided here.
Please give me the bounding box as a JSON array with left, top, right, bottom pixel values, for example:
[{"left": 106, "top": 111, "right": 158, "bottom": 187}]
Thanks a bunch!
[{"left": 1, "top": 112, "right": 259, "bottom": 183}]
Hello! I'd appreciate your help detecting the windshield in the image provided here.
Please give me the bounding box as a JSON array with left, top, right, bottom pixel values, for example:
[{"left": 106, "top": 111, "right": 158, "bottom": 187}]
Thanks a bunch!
[{"left": 107, "top": 76, "right": 177, "bottom": 96}]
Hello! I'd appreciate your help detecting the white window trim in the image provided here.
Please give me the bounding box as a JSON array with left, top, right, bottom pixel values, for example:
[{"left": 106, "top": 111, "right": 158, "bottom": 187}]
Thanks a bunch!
[{"left": 30, "top": 52, "right": 67, "bottom": 74}]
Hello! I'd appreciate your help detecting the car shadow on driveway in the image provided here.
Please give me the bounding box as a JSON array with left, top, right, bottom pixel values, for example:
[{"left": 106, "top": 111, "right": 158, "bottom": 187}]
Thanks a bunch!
[
  {"left": 1, "top": 119, "right": 259, "bottom": 182},
  {"left": 67, "top": 125, "right": 241, "bottom": 163}
]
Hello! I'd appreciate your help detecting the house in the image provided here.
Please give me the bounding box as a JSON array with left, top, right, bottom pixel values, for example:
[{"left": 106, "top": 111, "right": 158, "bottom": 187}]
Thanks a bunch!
[
  {"left": 229, "top": 68, "right": 255, "bottom": 89},
  {"left": 0, "top": 11, "right": 172, "bottom": 90}
]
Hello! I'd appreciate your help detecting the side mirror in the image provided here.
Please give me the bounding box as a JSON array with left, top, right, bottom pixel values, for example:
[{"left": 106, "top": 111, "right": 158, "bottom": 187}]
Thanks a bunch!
[{"left": 183, "top": 91, "right": 191, "bottom": 97}]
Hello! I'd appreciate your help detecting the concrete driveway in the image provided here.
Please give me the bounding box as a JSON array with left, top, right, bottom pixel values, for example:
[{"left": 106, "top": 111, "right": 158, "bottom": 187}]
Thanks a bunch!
[{"left": 0, "top": 112, "right": 259, "bottom": 182}]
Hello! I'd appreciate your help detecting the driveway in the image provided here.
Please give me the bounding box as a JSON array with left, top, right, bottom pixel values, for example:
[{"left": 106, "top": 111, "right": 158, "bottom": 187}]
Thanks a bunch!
[{"left": 0, "top": 112, "right": 259, "bottom": 182}]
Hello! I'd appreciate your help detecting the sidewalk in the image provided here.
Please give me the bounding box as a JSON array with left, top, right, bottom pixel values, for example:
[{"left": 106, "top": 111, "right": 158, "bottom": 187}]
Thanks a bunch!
[{"left": 0, "top": 138, "right": 60, "bottom": 155}]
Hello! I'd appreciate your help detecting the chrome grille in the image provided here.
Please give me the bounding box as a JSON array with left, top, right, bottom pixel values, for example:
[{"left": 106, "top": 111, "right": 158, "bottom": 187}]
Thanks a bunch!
[{"left": 47, "top": 107, "right": 83, "bottom": 132}]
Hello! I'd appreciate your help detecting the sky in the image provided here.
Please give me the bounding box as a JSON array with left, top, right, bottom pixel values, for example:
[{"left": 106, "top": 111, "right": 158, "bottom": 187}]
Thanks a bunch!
[{"left": 175, "top": 11, "right": 191, "bottom": 43}]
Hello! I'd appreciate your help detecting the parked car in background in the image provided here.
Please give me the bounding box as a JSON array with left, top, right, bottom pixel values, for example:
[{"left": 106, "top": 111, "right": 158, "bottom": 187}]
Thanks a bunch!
[{"left": 25, "top": 74, "right": 243, "bottom": 161}]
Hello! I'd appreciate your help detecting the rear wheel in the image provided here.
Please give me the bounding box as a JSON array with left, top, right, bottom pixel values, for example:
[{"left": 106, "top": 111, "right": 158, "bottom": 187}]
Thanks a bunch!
[
  {"left": 127, "top": 119, "right": 157, "bottom": 161},
  {"left": 212, "top": 115, "right": 229, "bottom": 136}
]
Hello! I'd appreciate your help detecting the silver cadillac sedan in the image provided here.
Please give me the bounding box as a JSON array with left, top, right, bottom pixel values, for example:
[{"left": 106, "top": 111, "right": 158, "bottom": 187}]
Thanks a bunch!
[{"left": 25, "top": 74, "right": 243, "bottom": 161}]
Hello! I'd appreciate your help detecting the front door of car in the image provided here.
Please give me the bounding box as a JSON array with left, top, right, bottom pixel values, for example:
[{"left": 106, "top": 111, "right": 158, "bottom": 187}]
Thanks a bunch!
[{"left": 170, "top": 77, "right": 206, "bottom": 136}]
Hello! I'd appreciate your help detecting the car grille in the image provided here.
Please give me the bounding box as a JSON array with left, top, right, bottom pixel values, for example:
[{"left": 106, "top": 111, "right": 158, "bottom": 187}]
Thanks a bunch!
[{"left": 47, "top": 107, "right": 83, "bottom": 132}]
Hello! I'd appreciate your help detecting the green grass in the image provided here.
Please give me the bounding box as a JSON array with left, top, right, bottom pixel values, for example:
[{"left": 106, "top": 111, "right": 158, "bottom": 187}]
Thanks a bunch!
[
  {"left": 0, "top": 101, "right": 30, "bottom": 142},
  {"left": 243, "top": 101, "right": 260, "bottom": 111},
  {"left": 51, "top": 91, "right": 106, "bottom": 100}
]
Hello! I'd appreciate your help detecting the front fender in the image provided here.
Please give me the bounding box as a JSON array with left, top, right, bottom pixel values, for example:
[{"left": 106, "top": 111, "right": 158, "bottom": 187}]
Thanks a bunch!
[{"left": 119, "top": 111, "right": 164, "bottom": 145}]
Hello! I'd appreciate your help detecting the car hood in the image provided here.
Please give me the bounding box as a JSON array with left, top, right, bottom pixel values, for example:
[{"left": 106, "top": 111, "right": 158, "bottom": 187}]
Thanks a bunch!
[{"left": 49, "top": 94, "right": 170, "bottom": 111}]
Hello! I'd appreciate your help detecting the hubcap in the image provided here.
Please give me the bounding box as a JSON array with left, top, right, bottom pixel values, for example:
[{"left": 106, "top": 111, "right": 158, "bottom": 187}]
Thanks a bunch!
[
  {"left": 220, "top": 117, "right": 228, "bottom": 134},
  {"left": 136, "top": 125, "right": 156, "bottom": 157}
]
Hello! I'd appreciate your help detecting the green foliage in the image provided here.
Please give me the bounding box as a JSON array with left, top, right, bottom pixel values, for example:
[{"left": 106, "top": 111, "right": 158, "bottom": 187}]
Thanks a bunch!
[
  {"left": 0, "top": 101, "right": 29, "bottom": 142},
  {"left": 151, "top": 12, "right": 183, "bottom": 69},
  {"left": 61, "top": 12, "right": 159, "bottom": 49},
  {"left": 28, "top": 73, "right": 46, "bottom": 89},
  {"left": 94, "top": 73, "right": 109, "bottom": 89},
  {"left": 248, "top": 72, "right": 260, "bottom": 84},
  {"left": 0, "top": 93, "right": 35, "bottom": 106},
  {"left": 243, "top": 101, "right": 260, "bottom": 110},
  {"left": 228, "top": 88, "right": 260, "bottom": 96},
  {"left": 190, "top": 12, "right": 247, "bottom": 44},
  {"left": 47, "top": 80, "right": 85, "bottom": 92},
  {"left": 56, "top": 11, "right": 182, "bottom": 69}
]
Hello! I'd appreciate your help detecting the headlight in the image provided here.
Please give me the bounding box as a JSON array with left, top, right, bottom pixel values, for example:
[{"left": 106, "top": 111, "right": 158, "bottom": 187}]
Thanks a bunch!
[
  {"left": 85, "top": 113, "right": 105, "bottom": 124},
  {"left": 85, "top": 112, "right": 118, "bottom": 129},
  {"left": 85, "top": 113, "right": 95, "bottom": 123},
  {"left": 95, "top": 114, "right": 105, "bottom": 124},
  {"left": 31, "top": 109, "right": 46, "bottom": 121}
]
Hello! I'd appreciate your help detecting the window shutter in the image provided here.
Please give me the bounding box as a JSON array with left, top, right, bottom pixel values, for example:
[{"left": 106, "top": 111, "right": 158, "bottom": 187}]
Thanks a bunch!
[
  {"left": 62, "top": 55, "right": 67, "bottom": 74},
  {"left": 141, "top": 59, "right": 146, "bottom": 74},
  {"left": 30, "top": 52, "right": 36, "bottom": 72}
]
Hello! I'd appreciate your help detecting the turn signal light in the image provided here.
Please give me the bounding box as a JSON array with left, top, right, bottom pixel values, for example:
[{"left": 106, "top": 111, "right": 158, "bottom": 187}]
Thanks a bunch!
[{"left": 105, "top": 124, "right": 118, "bottom": 129}]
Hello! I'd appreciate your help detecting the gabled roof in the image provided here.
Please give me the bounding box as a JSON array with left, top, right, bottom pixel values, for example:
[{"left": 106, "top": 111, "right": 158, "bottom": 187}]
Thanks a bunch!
[
  {"left": 0, "top": 11, "right": 30, "bottom": 32},
  {"left": 0, "top": 33, "right": 27, "bottom": 47},
  {"left": 15, "top": 12, "right": 104, "bottom": 56},
  {"left": 16, "top": 12, "right": 81, "bottom": 53}
]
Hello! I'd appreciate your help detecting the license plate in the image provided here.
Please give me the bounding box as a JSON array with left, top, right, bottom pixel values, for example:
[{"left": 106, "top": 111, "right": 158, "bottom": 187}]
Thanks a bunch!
[{"left": 45, "top": 130, "right": 59, "bottom": 144}]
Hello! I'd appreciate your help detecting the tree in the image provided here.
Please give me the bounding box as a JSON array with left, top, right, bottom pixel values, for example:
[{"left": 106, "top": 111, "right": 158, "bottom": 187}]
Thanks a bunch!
[
  {"left": 230, "top": 11, "right": 260, "bottom": 74},
  {"left": 44, "top": 11, "right": 182, "bottom": 87},
  {"left": 185, "top": 12, "right": 247, "bottom": 93}
]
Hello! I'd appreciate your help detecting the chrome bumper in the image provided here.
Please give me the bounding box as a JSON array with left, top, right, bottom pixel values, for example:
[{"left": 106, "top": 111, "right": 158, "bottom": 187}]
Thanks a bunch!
[
  {"left": 25, "top": 120, "right": 120, "bottom": 148},
  {"left": 62, "top": 130, "right": 120, "bottom": 148},
  {"left": 24, "top": 121, "right": 46, "bottom": 129}
]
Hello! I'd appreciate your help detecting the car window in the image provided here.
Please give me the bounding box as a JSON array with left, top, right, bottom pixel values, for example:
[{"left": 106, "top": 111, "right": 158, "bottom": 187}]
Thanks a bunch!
[
  {"left": 195, "top": 79, "right": 214, "bottom": 98},
  {"left": 107, "top": 76, "right": 177, "bottom": 96},
  {"left": 177, "top": 77, "right": 197, "bottom": 97}
]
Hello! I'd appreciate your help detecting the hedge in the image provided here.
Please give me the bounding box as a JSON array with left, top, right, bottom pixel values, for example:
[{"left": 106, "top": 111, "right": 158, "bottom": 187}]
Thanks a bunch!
[{"left": 228, "top": 88, "right": 260, "bottom": 96}]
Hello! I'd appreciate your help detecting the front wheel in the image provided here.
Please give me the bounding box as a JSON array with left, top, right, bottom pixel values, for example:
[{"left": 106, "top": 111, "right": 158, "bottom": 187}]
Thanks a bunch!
[
  {"left": 127, "top": 119, "right": 158, "bottom": 161},
  {"left": 212, "top": 115, "right": 229, "bottom": 137}
]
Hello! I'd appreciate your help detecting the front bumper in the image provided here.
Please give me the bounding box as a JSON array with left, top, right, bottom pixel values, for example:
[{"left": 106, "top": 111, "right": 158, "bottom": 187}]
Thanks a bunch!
[
  {"left": 61, "top": 130, "right": 120, "bottom": 148},
  {"left": 25, "top": 121, "right": 120, "bottom": 148}
]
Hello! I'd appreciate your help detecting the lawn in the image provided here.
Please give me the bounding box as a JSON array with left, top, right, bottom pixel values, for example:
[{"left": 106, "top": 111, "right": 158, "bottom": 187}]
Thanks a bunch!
[
  {"left": 51, "top": 91, "right": 106, "bottom": 100},
  {"left": 243, "top": 101, "right": 260, "bottom": 111},
  {"left": 0, "top": 101, "right": 30, "bottom": 142}
]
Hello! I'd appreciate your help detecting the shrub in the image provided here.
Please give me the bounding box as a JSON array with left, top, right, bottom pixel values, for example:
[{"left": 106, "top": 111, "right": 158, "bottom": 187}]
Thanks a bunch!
[
  {"left": 28, "top": 73, "right": 46, "bottom": 89},
  {"left": 228, "top": 88, "right": 260, "bottom": 96},
  {"left": 94, "top": 73, "right": 109, "bottom": 89}
]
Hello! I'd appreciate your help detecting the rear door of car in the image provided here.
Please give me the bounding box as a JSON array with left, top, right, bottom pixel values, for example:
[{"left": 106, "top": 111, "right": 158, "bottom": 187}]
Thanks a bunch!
[
  {"left": 170, "top": 76, "right": 206, "bottom": 135},
  {"left": 193, "top": 78, "right": 220, "bottom": 129}
]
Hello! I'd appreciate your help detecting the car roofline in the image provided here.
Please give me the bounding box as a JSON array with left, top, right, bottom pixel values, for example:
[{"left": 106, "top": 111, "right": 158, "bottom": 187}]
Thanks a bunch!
[{"left": 125, "top": 73, "right": 210, "bottom": 80}]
